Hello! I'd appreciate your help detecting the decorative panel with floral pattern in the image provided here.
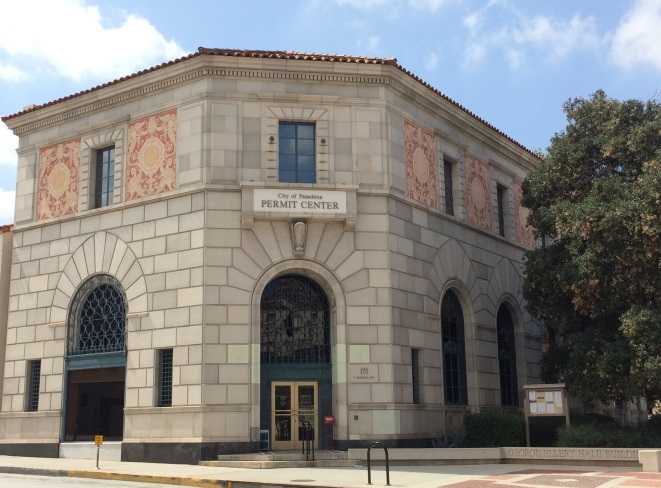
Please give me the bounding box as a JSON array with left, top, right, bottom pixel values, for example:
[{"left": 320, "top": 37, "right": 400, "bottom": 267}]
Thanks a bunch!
[
  {"left": 126, "top": 109, "right": 177, "bottom": 201},
  {"left": 513, "top": 178, "right": 535, "bottom": 249},
  {"left": 405, "top": 119, "right": 439, "bottom": 208},
  {"left": 36, "top": 139, "right": 80, "bottom": 220},
  {"left": 463, "top": 156, "right": 492, "bottom": 231}
]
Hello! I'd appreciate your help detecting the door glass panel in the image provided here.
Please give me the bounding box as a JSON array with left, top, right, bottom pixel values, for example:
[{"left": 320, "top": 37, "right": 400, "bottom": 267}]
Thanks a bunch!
[
  {"left": 297, "top": 384, "right": 316, "bottom": 444},
  {"left": 299, "top": 413, "right": 315, "bottom": 442},
  {"left": 275, "top": 415, "right": 292, "bottom": 441},
  {"left": 298, "top": 385, "right": 315, "bottom": 410},
  {"left": 274, "top": 385, "right": 291, "bottom": 411}
]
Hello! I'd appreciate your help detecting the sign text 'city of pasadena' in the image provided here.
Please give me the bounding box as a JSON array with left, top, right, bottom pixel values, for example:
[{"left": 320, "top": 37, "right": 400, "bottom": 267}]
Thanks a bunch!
[{"left": 253, "top": 189, "right": 347, "bottom": 214}]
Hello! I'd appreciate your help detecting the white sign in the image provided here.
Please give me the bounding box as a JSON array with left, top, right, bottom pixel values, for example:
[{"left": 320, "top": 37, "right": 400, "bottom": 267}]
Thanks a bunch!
[
  {"left": 254, "top": 189, "right": 347, "bottom": 215},
  {"left": 527, "top": 389, "right": 564, "bottom": 416}
]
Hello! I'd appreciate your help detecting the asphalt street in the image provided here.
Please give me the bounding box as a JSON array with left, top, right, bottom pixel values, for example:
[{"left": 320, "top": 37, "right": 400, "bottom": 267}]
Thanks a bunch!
[{"left": 0, "top": 473, "right": 180, "bottom": 488}]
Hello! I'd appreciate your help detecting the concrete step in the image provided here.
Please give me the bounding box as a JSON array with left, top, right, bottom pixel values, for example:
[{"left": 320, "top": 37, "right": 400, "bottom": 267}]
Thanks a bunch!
[
  {"left": 215, "top": 450, "right": 348, "bottom": 462},
  {"left": 200, "top": 459, "right": 357, "bottom": 469},
  {"left": 59, "top": 441, "right": 121, "bottom": 461},
  {"left": 202, "top": 450, "right": 353, "bottom": 468}
]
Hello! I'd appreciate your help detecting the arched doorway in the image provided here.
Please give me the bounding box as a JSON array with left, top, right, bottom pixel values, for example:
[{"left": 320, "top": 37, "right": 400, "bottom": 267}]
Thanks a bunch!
[
  {"left": 259, "top": 274, "right": 331, "bottom": 450},
  {"left": 497, "top": 303, "right": 518, "bottom": 407},
  {"left": 64, "top": 274, "right": 126, "bottom": 441}
]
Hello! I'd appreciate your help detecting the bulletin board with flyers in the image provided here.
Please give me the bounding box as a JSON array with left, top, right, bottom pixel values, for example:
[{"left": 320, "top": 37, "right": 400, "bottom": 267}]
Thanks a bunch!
[{"left": 522, "top": 383, "right": 570, "bottom": 446}]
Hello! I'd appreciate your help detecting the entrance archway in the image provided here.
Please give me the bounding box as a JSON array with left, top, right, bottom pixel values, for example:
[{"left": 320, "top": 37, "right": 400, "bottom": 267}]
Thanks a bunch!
[
  {"left": 259, "top": 274, "right": 332, "bottom": 450},
  {"left": 64, "top": 274, "right": 126, "bottom": 441}
]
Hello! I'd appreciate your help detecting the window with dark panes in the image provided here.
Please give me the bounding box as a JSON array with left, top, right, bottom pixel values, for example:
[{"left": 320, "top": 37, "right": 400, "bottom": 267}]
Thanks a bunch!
[
  {"left": 26, "top": 360, "right": 41, "bottom": 412},
  {"left": 497, "top": 304, "right": 518, "bottom": 407},
  {"left": 94, "top": 146, "right": 115, "bottom": 208},
  {"left": 441, "top": 290, "right": 467, "bottom": 405},
  {"left": 444, "top": 159, "right": 454, "bottom": 216},
  {"left": 278, "top": 122, "right": 316, "bottom": 183},
  {"left": 497, "top": 184, "right": 506, "bottom": 237},
  {"left": 157, "top": 348, "right": 173, "bottom": 407},
  {"left": 411, "top": 348, "right": 421, "bottom": 404}
]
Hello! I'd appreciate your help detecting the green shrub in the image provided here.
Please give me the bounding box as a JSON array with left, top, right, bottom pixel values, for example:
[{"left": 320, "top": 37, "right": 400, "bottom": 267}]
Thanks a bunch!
[
  {"left": 572, "top": 413, "right": 618, "bottom": 427},
  {"left": 462, "top": 409, "right": 525, "bottom": 447},
  {"left": 556, "top": 423, "right": 661, "bottom": 448},
  {"left": 647, "top": 415, "right": 661, "bottom": 435}
]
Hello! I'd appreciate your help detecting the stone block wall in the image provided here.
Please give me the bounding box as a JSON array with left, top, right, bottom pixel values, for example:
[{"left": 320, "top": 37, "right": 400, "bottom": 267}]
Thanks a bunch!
[
  {"left": 0, "top": 191, "right": 206, "bottom": 443},
  {"left": 0, "top": 229, "right": 11, "bottom": 403},
  {"left": 0, "top": 58, "right": 543, "bottom": 453}
]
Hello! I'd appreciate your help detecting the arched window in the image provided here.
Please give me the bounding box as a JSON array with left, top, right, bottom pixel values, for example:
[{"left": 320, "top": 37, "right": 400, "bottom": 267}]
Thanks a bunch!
[
  {"left": 497, "top": 304, "right": 518, "bottom": 406},
  {"left": 261, "top": 274, "right": 330, "bottom": 364},
  {"left": 441, "top": 289, "right": 467, "bottom": 405},
  {"left": 68, "top": 275, "right": 126, "bottom": 356}
]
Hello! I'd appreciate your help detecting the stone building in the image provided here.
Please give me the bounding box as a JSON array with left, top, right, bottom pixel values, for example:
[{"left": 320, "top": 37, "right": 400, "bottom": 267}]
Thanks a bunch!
[{"left": 0, "top": 48, "right": 542, "bottom": 463}]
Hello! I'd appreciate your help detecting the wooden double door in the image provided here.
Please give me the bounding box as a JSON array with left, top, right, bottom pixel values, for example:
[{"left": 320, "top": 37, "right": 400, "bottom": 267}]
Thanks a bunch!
[{"left": 271, "top": 381, "right": 318, "bottom": 450}]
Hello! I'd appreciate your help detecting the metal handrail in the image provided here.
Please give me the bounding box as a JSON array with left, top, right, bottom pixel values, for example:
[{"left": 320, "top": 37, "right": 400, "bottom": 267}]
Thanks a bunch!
[
  {"left": 300, "top": 420, "right": 315, "bottom": 461},
  {"left": 366, "top": 442, "right": 390, "bottom": 486}
]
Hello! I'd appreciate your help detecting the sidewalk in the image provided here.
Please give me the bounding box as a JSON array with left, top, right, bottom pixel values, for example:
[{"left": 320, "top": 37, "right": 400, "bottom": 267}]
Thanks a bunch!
[{"left": 0, "top": 455, "right": 654, "bottom": 488}]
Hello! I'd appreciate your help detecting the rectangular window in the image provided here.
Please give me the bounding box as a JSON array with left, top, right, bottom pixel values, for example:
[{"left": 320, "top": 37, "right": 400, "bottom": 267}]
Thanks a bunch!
[
  {"left": 278, "top": 122, "right": 316, "bottom": 183},
  {"left": 444, "top": 159, "right": 454, "bottom": 216},
  {"left": 497, "top": 184, "right": 506, "bottom": 237},
  {"left": 26, "top": 360, "right": 41, "bottom": 412},
  {"left": 157, "top": 348, "right": 173, "bottom": 407},
  {"left": 411, "top": 348, "right": 421, "bottom": 404},
  {"left": 94, "top": 146, "right": 115, "bottom": 209}
]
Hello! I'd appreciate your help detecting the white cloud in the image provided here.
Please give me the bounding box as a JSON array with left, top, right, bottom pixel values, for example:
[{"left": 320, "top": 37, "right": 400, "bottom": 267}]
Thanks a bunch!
[
  {"left": 0, "top": 189, "right": 15, "bottom": 225},
  {"left": 512, "top": 15, "right": 600, "bottom": 61},
  {"left": 462, "top": 3, "right": 601, "bottom": 70},
  {"left": 611, "top": 0, "right": 661, "bottom": 71},
  {"left": 0, "top": 124, "right": 18, "bottom": 167},
  {"left": 0, "top": 0, "right": 186, "bottom": 82},
  {"left": 0, "top": 63, "right": 27, "bottom": 82}
]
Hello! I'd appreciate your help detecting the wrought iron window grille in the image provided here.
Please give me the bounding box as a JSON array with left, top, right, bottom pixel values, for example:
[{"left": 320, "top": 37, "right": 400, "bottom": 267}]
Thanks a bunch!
[
  {"left": 261, "top": 275, "right": 331, "bottom": 364},
  {"left": 67, "top": 274, "right": 126, "bottom": 356},
  {"left": 26, "top": 360, "right": 41, "bottom": 412},
  {"left": 497, "top": 305, "right": 519, "bottom": 407},
  {"left": 158, "top": 348, "right": 173, "bottom": 407},
  {"left": 441, "top": 290, "right": 468, "bottom": 405}
]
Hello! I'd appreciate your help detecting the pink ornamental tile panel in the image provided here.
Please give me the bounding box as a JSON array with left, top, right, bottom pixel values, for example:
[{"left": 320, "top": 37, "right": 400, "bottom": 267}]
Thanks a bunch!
[
  {"left": 36, "top": 139, "right": 80, "bottom": 220},
  {"left": 464, "top": 156, "right": 492, "bottom": 231},
  {"left": 405, "top": 119, "right": 439, "bottom": 209},
  {"left": 126, "top": 109, "right": 177, "bottom": 201},
  {"left": 513, "top": 177, "right": 536, "bottom": 249}
]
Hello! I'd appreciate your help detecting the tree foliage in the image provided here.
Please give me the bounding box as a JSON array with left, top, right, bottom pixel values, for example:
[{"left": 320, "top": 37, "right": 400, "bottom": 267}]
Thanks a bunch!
[{"left": 522, "top": 90, "right": 661, "bottom": 407}]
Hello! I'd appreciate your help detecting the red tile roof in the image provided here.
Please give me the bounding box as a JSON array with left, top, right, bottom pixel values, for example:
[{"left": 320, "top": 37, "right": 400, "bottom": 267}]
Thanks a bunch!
[
  {"left": 1, "top": 47, "right": 539, "bottom": 158},
  {"left": 0, "top": 224, "right": 12, "bottom": 234}
]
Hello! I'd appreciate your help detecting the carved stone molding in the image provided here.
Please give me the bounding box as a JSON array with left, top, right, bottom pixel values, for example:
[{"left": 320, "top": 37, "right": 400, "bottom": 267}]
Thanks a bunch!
[
  {"left": 11, "top": 67, "right": 390, "bottom": 136},
  {"left": 291, "top": 221, "right": 307, "bottom": 256}
]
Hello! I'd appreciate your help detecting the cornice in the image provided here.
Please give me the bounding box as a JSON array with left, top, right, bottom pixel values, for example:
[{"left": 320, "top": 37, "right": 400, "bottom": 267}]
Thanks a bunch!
[
  {"left": 387, "top": 72, "right": 539, "bottom": 170},
  {"left": 6, "top": 58, "right": 538, "bottom": 169},
  {"left": 7, "top": 65, "right": 391, "bottom": 136}
]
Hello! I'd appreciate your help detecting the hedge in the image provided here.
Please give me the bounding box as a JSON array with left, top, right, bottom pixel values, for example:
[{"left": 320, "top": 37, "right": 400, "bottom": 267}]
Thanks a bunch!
[
  {"left": 462, "top": 409, "right": 526, "bottom": 447},
  {"left": 556, "top": 416, "right": 661, "bottom": 448}
]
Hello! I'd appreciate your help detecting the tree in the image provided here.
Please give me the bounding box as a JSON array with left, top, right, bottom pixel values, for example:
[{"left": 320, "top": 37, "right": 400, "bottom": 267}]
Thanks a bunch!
[{"left": 522, "top": 90, "right": 661, "bottom": 409}]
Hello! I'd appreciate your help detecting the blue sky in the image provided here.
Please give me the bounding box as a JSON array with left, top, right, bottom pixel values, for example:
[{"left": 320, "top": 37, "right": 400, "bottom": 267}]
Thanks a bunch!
[{"left": 0, "top": 0, "right": 660, "bottom": 224}]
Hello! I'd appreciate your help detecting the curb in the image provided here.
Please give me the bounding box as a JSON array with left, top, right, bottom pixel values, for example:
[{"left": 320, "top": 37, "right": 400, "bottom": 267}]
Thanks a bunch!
[
  {"left": 0, "top": 466, "right": 230, "bottom": 487},
  {"left": 0, "top": 465, "right": 322, "bottom": 488}
]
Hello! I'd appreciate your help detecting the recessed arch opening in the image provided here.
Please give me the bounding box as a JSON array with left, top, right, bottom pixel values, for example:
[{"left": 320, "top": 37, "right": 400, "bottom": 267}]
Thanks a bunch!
[
  {"left": 259, "top": 272, "right": 333, "bottom": 450},
  {"left": 64, "top": 274, "right": 126, "bottom": 442}
]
